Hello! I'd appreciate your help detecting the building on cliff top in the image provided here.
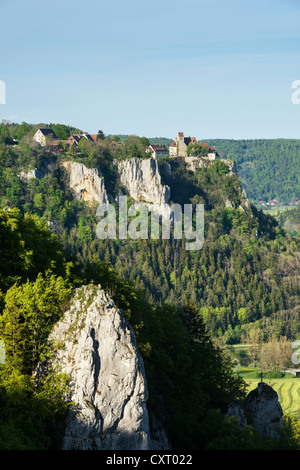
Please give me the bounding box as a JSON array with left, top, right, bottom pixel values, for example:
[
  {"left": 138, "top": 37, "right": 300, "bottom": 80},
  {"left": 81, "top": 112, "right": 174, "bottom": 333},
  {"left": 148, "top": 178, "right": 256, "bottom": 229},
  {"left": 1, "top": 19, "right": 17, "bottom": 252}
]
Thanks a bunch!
[
  {"left": 146, "top": 144, "right": 169, "bottom": 159},
  {"left": 169, "top": 132, "right": 197, "bottom": 157},
  {"left": 33, "top": 128, "right": 58, "bottom": 146},
  {"left": 169, "top": 131, "right": 217, "bottom": 159},
  {"left": 66, "top": 133, "right": 98, "bottom": 147}
]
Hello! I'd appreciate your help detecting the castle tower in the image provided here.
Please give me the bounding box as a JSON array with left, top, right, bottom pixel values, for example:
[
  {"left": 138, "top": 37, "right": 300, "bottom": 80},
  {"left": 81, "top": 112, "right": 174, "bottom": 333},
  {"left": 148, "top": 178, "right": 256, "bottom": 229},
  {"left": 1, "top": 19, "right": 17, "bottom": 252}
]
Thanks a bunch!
[
  {"left": 176, "top": 132, "right": 186, "bottom": 157},
  {"left": 169, "top": 132, "right": 198, "bottom": 157}
]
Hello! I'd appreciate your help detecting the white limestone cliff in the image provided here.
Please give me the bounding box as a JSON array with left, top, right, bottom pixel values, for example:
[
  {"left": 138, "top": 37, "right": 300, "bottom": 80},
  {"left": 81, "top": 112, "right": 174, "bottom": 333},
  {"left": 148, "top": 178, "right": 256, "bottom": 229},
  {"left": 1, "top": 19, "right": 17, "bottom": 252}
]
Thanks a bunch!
[
  {"left": 60, "top": 156, "right": 249, "bottom": 219},
  {"left": 42, "top": 285, "right": 169, "bottom": 450},
  {"left": 61, "top": 161, "right": 109, "bottom": 206},
  {"left": 117, "top": 157, "right": 170, "bottom": 205}
]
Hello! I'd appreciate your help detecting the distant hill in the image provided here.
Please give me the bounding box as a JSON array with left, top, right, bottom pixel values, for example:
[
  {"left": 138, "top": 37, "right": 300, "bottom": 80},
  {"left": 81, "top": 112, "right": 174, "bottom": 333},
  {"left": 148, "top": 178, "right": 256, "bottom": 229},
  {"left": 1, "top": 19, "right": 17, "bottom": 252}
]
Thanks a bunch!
[
  {"left": 204, "top": 139, "right": 300, "bottom": 205},
  {"left": 107, "top": 134, "right": 173, "bottom": 147}
]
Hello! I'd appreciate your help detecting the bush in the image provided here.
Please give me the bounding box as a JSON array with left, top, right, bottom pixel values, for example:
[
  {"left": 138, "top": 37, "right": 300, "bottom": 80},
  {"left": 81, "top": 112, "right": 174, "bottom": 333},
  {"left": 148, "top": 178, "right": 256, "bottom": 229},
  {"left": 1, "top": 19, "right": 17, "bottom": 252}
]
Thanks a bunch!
[{"left": 264, "top": 370, "right": 284, "bottom": 379}]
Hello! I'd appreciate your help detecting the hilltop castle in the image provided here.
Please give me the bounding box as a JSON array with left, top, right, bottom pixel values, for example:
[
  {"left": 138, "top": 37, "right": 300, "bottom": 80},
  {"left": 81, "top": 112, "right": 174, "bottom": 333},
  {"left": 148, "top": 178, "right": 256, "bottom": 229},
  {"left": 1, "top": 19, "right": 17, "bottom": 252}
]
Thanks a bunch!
[
  {"left": 169, "top": 131, "right": 217, "bottom": 159},
  {"left": 169, "top": 132, "right": 197, "bottom": 157}
]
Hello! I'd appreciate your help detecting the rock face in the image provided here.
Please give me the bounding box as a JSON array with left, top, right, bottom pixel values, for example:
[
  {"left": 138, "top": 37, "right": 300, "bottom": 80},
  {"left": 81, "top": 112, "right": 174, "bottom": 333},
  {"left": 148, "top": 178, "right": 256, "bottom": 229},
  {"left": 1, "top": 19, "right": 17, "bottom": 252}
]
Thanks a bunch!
[
  {"left": 117, "top": 157, "right": 170, "bottom": 205},
  {"left": 227, "top": 382, "right": 284, "bottom": 440},
  {"left": 184, "top": 156, "right": 237, "bottom": 175},
  {"left": 18, "top": 168, "right": 44, "bottom": 182},
  {"left": 60, "top": 157, "right": 243, "bottom": 215},
  {"left": 45, "top": 285, "right": 169, "bottom": 450},
  {"left": 62, "top": 161, "right": 109, "bottom": 206},
  {"left": 245, "top": 382, "right": 284, "bottom": 440},
  {"left": 226, "top": 401, "right": 247, "bottom": 428}
]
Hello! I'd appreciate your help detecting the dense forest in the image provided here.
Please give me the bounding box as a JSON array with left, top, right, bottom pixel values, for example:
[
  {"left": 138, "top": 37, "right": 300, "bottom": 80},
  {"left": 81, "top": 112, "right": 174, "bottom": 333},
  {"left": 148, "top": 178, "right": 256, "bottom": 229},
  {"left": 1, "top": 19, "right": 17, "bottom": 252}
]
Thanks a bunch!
[
  {"left": 205, "top": 139, "right": 300, "bottom": 205},
  {"left": 2, "top": 208, "right": 298, "bottom": 450},
  {"left": 0, "top": 121, "right": 299, "bottom": 449}
]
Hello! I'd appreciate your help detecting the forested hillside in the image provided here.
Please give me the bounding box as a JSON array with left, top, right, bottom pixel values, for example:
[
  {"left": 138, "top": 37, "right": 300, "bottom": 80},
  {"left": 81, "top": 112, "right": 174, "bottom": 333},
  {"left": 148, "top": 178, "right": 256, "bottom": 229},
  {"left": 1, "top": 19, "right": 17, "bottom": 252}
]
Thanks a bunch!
[
  {"left": 205, "top": 139, "right": 300, "bottom": 205},
  {"left": 0, "top": 122, "right": 299, "bottom": 345},
  {"left": 0, "top": 121, "right": 299, "bottom": 449},
  {"left": 0, "top": 207, "right": 258, "bottom": 450}
]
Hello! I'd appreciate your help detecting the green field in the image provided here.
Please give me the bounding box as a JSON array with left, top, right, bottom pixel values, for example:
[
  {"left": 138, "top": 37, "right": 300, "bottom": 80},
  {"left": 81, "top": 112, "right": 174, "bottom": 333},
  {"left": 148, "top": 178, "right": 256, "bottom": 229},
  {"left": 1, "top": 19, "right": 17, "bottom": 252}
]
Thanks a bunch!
[
  {"left": 261, "top": 205, "right": 292, "bottom": 214},
  {"left": 261, "top": 205, "right": 292, "bottom": 215},
  {"left": 244, "top": 378, "right": 300, "bottom": 415}
]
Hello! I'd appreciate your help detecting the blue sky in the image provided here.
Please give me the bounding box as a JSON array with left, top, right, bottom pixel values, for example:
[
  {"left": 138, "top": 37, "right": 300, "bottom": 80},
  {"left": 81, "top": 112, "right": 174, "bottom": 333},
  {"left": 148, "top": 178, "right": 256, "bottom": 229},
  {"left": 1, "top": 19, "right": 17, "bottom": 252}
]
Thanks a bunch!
[{"left": 1, "top": 0, "right": 300, "bottom": 139}]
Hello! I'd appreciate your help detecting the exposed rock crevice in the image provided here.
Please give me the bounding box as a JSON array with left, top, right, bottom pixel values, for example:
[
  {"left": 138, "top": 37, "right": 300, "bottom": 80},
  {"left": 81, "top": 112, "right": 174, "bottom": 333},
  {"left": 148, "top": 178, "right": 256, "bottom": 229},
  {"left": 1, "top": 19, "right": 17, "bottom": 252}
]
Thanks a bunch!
[
  {"left": 61, "top": 161, "right": 109, "bottom": 206},
  {"left": 117, "top": 157, "right": 170, "bottom": 205},
  {"left": 42, "top": 285, "right": 170, "bottom": 450}
]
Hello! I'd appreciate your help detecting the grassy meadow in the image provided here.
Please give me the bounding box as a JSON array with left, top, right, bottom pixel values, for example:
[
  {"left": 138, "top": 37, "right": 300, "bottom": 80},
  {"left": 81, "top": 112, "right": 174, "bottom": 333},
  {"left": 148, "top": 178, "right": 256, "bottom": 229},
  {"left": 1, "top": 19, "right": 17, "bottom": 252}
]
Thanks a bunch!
[{"left": 236, "top": 369, "right": 300, "bottom": 415}]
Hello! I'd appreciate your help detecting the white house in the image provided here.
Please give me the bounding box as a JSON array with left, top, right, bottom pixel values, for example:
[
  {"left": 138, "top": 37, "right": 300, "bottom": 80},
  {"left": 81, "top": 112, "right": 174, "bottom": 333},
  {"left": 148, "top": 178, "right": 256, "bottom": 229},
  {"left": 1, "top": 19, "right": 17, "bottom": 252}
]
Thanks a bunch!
[
  {"left": 146, "top": 144, "right": 169, "bottom": 159},
  {"left": 33, "top": 128, "right": 58, "bottom": 146}
]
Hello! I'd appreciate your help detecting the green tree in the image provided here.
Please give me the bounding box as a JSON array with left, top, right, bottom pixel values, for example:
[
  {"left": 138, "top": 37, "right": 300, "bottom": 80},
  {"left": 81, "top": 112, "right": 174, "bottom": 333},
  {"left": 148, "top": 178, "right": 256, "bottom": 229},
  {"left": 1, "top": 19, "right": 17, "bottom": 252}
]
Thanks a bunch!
[
  {"left": 0, "top": 273, "right": 72, "bottom": 374},
  {"left": 97, "top": 130, "right": 105, "bottom": 140},
  {"left": 51, "top": 124, "right": 70, "bottom": 141},
  {"left": 0, "top": 209, "right": 79, "bottom": 292},
  {"left": 12, "top": 122, "right": 32, "bottom": 141},
  {"left": 33, "top": 193, "right": 45, "bottom": 213}
]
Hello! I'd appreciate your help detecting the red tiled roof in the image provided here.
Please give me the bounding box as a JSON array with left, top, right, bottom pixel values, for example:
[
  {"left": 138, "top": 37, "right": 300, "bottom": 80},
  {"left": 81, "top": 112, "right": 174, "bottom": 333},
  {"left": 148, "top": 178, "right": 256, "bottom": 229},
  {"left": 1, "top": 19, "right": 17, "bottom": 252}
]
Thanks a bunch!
[
  {"left": 150, "top": 144, "right": 168, "bottom": 152},
  {"left": 170, "top": 141, "right": 177, "bottom": 147}
]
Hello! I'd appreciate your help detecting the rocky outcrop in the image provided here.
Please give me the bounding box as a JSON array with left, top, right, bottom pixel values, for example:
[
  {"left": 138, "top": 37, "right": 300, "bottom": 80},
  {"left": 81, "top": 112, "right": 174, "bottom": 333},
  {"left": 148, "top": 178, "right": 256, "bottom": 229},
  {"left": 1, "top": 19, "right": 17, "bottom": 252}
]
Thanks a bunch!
[
  {"left": 18, "top": 168, "right": 44, "bottom": 182},
  {"left": 117, "top": 157, "right": 170, "bottom": 205},
  {"left": 41, "top": 285, "right": 169, "bottom": 450},
  {"left": 184, "top": 156, "right": 237, "bottom": 175},
  {"left": 61, "top": 161, "right": 109, "bottom": 206},
  {"left": 226, "top": 401, "right": 247, "bottom": 428},
  {"left": 245, "top": 382, "right": 284, "bottom": 440},
  {"left": 61, "top": 158, "right": 170, "bottom": 209},
  {"left": 225, "top": 190, "right": 251, "bottom": 212},
  {"left": 227, "top": 382, "right": 285, "bottom": 440}
]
